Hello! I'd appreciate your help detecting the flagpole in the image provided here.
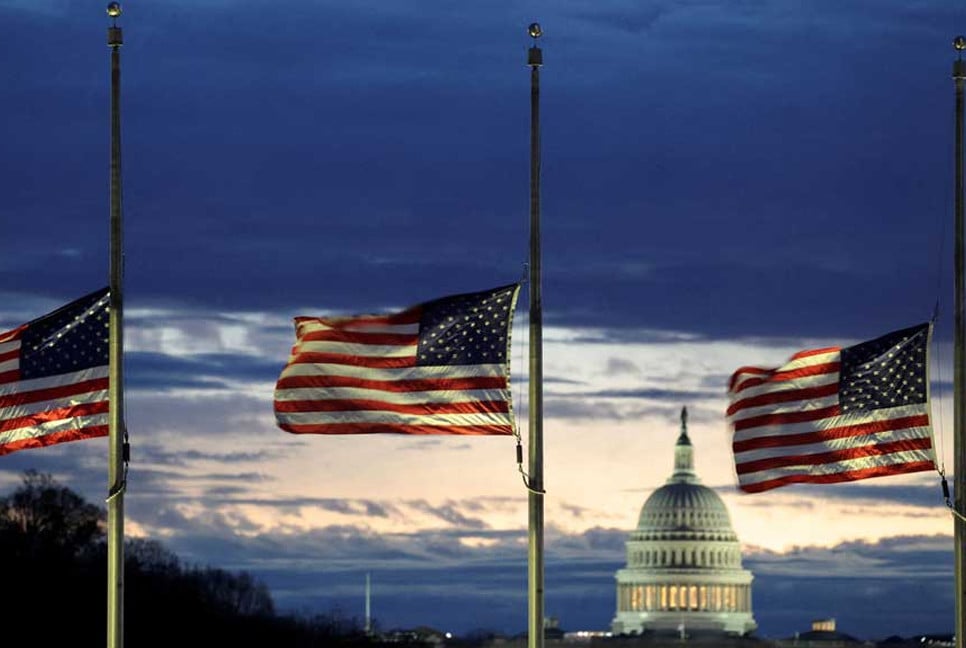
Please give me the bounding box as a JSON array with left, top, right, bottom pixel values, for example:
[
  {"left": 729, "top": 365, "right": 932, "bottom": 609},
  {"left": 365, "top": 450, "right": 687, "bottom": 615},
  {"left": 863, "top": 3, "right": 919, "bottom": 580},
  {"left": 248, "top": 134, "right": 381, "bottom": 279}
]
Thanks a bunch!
[
  {"left": 365, "top": 572, "right": 372, "bottom": 635},
  {"left": 526, "top": 22, "right": 545, "bottom": 648},
  {"left": 953, "top": 35, "right": 966, "bottom": 648},
  {"left": 106, "top": 4, "right": 127, "bottom": 648}
]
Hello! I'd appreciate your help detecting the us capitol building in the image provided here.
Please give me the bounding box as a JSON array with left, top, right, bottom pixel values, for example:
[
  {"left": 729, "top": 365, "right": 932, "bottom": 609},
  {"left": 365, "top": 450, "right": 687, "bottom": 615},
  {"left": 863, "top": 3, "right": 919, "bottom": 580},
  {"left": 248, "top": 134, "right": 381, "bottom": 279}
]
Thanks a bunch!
[{"left": 611, "top": 407, "right": 757, "bottom": 637}]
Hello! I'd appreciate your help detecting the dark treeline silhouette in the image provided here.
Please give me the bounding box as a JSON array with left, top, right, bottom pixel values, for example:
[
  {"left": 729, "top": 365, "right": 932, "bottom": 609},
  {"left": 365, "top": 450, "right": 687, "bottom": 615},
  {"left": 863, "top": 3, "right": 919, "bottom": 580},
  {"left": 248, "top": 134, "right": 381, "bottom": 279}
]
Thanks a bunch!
[{"left": 0, "top": 470, "right": 426, "bottom": 647}]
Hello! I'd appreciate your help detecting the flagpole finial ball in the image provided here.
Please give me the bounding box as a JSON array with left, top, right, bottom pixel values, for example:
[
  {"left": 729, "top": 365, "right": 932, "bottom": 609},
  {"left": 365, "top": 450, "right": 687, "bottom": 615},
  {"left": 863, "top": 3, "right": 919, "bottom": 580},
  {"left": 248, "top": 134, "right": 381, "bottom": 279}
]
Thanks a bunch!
[
  {"left": 107, "top": 2, "right": 121, "bottom": 18},
  {"left": 528, "top": 23, "right": 542, "bottom": 39},
  {"left": 955, "top": 36, "right": 966, "bottom": 51}
]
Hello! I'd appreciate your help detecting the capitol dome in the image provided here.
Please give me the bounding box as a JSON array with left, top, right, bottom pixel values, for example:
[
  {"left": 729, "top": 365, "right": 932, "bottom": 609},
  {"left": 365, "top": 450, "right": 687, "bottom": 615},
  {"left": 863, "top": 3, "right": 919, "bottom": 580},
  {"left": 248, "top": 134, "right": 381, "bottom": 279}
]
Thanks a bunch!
[{"left": 612, "top": 407, "right": 757, "bottom": 637}]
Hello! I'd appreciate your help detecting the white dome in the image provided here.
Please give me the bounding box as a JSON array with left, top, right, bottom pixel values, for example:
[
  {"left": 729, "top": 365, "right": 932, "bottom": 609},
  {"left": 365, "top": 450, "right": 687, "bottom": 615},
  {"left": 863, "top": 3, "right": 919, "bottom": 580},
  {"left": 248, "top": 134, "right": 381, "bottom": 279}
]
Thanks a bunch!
[
  {"left": 637, "top": 482, "right": 737, "bottom": 539},
  {"left": 612, "top": 407, "right": 757, "bottom": 638}
]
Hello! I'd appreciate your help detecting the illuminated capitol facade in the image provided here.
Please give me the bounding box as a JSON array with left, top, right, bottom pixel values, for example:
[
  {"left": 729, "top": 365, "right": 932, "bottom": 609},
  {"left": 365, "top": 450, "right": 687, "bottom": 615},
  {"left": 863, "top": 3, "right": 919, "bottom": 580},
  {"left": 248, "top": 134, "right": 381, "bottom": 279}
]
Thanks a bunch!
[{"left": 612, "top": 407, "right": 757, "bottom": 637}]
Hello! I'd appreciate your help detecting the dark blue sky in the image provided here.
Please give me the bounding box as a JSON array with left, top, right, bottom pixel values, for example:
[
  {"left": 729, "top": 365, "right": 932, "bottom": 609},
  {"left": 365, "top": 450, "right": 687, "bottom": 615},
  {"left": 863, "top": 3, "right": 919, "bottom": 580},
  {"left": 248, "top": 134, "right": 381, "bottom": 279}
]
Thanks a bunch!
[
  {"left": 0, "top": 0, "right": 962, "bottom": 640},
  {"left": 2, "top": 0, "right": 958, "bottom": 338}
]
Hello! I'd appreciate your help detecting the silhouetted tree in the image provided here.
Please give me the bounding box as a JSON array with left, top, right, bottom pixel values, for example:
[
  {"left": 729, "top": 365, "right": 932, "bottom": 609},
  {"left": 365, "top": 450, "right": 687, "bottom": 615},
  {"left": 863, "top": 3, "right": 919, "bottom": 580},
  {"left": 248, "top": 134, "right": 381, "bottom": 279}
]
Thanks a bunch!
[
  {"left": 0, "top": 469, "right": 104, "bottom": 558},
  {"left": 0, "top": 469, "right": 105, "bottom": 644},
  {"left": 0, "top": 471, "right": 411, "bottom": 647}
]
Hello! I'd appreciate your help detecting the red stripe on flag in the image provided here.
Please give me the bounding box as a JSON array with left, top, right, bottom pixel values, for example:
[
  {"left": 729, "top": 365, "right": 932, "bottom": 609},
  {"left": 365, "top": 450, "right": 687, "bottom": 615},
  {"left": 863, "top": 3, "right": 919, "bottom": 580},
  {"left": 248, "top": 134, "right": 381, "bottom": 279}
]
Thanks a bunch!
[
  {"left": 285, "top": 353, "right": 417, "bottom": 369},
  {"left": 727, "top": 382, "right": 839, "bottom": 417},
  {"left": 0, "top": 400, "right": 110, "bottom": 434},
  {"left": 274, "top": 398, "right": 511, "bottom": 415},
  {"left": 0, "top": 377, "right": 109, "bottom": 409},
  {"left": 0, "top": 425, "right": 109, "bottom": 457},
  {"left": 0, "top": 327, "right": 23, "bottom": 345},
  {"left": 739, "top": 460, "right": 937, "bottom": 493},
  {"left": 297, "top": 330, "right": 419, "bottom": 346},
  {"left": 736, "top": 437, "right": 934, "bottom": 475},
  {"left": 729, "top": 399, "right": 841, "bottom": 430},
  {"left": 729, "top": 348, "right": 839, "bottom": 392},
  {"left": 278, "top": 421, "right": 514, "bottom": 435},
  {"left": 732, "top": 414, "right": 930, "bottom": 453},
  {"left": 0, "top": 347, "right": 19, "bottom": 365},
  {"left": 275, "top": 374, "right": 507, "bottom": 393},
  {"left": 731, "top": 361, "right": 840, "bottom": 393}
]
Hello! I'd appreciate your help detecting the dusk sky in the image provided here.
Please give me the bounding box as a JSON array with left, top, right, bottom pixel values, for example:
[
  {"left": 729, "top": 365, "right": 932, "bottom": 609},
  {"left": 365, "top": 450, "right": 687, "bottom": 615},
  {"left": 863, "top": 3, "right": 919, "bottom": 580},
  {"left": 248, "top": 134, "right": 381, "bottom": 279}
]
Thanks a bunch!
[{"left": 0, "top": 0, "right": 963, "bottom": 640}]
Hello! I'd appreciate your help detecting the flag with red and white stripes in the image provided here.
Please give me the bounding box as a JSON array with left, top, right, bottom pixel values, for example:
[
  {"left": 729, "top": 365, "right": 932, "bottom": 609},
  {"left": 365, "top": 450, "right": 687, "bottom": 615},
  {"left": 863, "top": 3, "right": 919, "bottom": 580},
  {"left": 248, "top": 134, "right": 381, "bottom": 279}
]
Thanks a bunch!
[
  {"left": 0, "top": 287, "right": 110, "bottom": 456},
  {"left": 274, "top": 284, "right": 521, "bottom": 436},
  {"left": 727, "top": 322, "right": 936, "bottom": 493}
]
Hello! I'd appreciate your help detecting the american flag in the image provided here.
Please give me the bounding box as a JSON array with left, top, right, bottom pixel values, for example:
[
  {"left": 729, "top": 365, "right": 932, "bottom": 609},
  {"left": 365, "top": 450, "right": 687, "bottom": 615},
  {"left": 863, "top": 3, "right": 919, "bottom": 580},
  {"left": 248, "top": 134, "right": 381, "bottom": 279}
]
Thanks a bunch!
[
  {"left": 0, "top": 287, "right": 110, "bottom": 456},
  {"left": 726, "top": 322, "right": 936, "bottom": 493},
  {"left": 274, "top": 284, "right": 521, "bottom": 435}
]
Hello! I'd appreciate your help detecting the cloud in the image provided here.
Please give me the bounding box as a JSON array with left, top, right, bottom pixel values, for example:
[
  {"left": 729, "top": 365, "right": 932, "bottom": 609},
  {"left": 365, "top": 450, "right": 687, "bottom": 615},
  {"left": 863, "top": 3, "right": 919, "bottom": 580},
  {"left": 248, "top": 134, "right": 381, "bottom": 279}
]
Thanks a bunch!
[
  {"left": 1, "top": 0, "right": 950, "bottom": 341},
  {"left": 0, "top": 0, "right": 961, "bottom": 640},
  {"left": 144, "top": 514, "right": 954, "bottom": 639}
]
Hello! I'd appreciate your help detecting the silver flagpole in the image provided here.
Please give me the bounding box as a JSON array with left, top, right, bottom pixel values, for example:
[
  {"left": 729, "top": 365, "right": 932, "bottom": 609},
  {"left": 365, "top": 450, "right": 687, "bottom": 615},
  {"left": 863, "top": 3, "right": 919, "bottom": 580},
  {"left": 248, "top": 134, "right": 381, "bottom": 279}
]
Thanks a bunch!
[
  {"left": 952, "top": 35, "right": 966, "bottom": 648},
  {"left": 365, "top": 572, "right": 372, "bottom": 635},
  {"left": 106, "top": 4, "right": 128, "bottom": 648},
  {"left": 526, "top": 22, "right": 545, "bottom": 648}
]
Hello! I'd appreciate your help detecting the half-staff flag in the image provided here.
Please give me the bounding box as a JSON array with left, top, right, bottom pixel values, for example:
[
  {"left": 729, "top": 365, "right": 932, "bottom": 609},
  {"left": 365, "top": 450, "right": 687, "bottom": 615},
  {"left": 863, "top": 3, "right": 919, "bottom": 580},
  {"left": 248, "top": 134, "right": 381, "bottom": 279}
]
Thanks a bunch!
[
  {"left": 726, "top": 322, "right": 937, "bottom": 493},
  {"left": 0, "top": 287, "right": 110, "bottom": 456},
  {"left": 274, "top": 283, "right": 522, "bottom": 436}
]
